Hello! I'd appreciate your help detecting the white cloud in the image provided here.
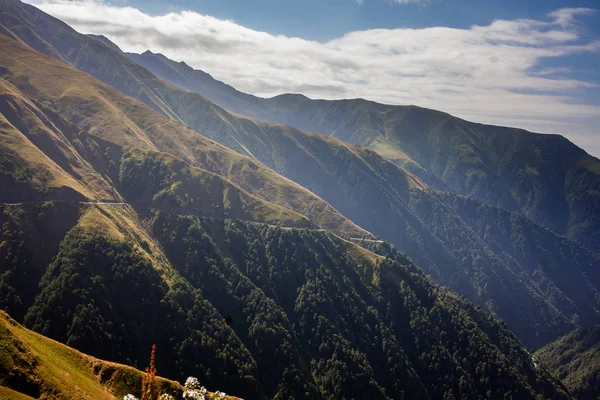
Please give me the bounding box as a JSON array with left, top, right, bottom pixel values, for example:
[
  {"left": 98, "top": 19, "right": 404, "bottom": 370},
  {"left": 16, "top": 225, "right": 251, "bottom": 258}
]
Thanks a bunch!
[
  {"left": 26, "top": 0, "right": 600, "bottom": 156},
  {"left": 548, "top": 7, "right": 595, "bottom": 28}
]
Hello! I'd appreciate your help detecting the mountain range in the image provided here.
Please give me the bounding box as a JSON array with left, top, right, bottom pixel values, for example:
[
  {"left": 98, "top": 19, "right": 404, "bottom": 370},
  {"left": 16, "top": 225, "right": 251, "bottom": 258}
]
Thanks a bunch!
[
  {"left": 0, "top": 0, "right": 598, "bottom": 398},
  {"left": 125, "top": 48, "right": 600, "bottom": 254},
  {"left": 2, "top": 0, "right": 597, "bottom": 348}
]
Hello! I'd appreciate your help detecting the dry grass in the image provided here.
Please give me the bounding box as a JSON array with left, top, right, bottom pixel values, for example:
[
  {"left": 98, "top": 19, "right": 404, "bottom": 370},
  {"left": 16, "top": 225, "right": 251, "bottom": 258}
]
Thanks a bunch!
[
  {"left": 335, "top": 235, "right": 383, "bottom": 268},
  {"left": 0, "top": 78, "right": 119, "bottom": 201},
  {"left": 77, "top": 206, "right": 126, "bottom": 240},
  {"left": 0, "top": 113, "right": 94, "bottom": 199},
  {"left": 0, "top": 310, "right": 243, "bottom": 400},
  {"left": 0, "top": 34, "right": 371, "bottom": 239}
]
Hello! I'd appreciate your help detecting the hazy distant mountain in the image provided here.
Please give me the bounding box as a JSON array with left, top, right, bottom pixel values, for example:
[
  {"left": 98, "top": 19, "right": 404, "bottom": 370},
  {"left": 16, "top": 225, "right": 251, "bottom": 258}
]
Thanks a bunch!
[
  {"left": 126, "top": 50, "right": 267, "bottom": 119},
  {"left": 127, "top": 48, "right": 600, "bottom": 254},
  {"left": 1, "top": 0, "right": 599, "bottom": 350}
]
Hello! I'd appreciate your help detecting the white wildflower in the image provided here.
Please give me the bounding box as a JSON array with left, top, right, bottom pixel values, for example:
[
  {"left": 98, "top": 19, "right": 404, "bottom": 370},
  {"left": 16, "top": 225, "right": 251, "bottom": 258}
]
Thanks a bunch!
[
  {"left": 219, "top": 392, "right": 226, "bottom": 399},
  {"left": 200, "top": 386, "right": 207, "bottom": 395},
  {"left": 183, "top": 390, "right": 204, "bottom": 400},
  {"left": 123, "top": 395, "right": 138, "bottom": 400},
  {"left": 185, "top": 376, "right": 200, "bottom": 390}
]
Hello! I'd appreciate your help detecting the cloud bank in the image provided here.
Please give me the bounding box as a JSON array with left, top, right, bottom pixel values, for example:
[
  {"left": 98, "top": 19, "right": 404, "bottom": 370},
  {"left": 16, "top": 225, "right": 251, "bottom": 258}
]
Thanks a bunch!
[{"left": 28, "top": 0, "right": 600, "bottom": 155}]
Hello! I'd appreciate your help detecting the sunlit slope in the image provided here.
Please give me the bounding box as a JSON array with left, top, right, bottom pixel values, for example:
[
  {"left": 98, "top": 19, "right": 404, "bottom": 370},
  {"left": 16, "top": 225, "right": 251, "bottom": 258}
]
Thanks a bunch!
[
  {"left": 0, "top": 73, "right": 311, "bottom": 229},
  {"left": 0, "top": 78, "right": 119, "bottom": 202},
  {"left": 0, "top": 33, "right": 369, "bottom": 237},
  {"left": 536, "top": 326, "right": 600, "bottom": 400},
  {"left": 0, "top": 309, "right": 186, "bottom": 400}
]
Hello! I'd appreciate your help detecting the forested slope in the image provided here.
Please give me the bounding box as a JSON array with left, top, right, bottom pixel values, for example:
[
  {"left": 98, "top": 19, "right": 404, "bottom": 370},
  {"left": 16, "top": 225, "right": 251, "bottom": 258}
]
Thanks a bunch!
[
  {"left": 536, "top": 326, "right": 600, "bottom": 400},
  {"left": 0, "top": 200, "right": 573, "bottom": 399}
]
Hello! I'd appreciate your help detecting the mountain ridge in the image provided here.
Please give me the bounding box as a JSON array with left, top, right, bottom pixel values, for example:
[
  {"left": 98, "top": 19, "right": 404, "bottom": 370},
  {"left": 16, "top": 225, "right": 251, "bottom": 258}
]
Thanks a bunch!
[{"left": 124, "top": 42, "right": 600, "bottom": 253}]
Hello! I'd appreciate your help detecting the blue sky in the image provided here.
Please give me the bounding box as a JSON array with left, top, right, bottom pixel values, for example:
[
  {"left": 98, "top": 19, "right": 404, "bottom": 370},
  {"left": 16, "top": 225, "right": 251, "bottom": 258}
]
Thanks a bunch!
[
  {"left": 29, "top": 0, "right": 600, "bottom": 156},
  {"left": 126, "top": 0, "right": 600, "bottom": 42}
]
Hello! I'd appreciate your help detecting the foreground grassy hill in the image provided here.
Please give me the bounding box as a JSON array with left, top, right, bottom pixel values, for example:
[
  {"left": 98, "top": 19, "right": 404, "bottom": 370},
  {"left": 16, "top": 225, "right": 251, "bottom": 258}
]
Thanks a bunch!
[
  {"left": 1, "top": 8, "right": 599, "bottom": 349},
  {"left": 126, "top": 46, "right": 600, "bottom": 255},
  {"left": 535, "top": 326, "right": 600, "bottom": 400},
  {"left": 0, "top": 309, "right": 219, "bottom": 399}
]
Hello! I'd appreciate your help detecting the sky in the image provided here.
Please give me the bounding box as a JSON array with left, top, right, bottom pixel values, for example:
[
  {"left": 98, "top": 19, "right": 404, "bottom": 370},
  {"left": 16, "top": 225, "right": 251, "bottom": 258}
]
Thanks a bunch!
[{"left": 27, "top": 0, "right": 600, "bottom": 156}]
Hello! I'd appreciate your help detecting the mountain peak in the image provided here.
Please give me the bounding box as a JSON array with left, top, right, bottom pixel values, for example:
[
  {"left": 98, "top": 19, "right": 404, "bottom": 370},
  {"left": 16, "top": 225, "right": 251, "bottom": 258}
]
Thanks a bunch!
[{"left": 87, "top": 34, "right": 123, "bottom": 53}]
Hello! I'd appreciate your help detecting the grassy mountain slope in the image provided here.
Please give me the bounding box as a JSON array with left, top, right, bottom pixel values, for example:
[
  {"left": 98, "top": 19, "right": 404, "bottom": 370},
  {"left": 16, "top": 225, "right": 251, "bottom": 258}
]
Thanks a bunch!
[
  {"left": 0, "top": 310, "right": 195, "bottom": 400},
  {"left": 117, "top": 148, "right": 313, "bottom": 227},
  {"left": 535, "top": 326, "right": 600, "bottom": 400},
  {"left": 0, "top": 72, "right": 311, "bottom": 229},
  {"left": 126, "top": 47, "right": 600, "bottom": 253},
  {"left": 1, "top": 15, "right": 599, "bottom": 348},
  {"left": 0, "top": 78, "right": 119, "bottom": 203},
  {"left": 0, "top": 32, "right": 368, "bottom": 238}
]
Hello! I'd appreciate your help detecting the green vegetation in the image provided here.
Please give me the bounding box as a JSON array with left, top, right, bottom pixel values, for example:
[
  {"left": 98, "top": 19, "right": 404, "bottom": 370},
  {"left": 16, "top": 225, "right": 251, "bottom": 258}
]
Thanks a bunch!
[
  {"left": 0, "top": 155, "right": 32, "bottom": 184},
  {"left": 0, "top": 202, "right": 81, "bottom": 321},
  {"left": 23, "top": 225, "right": 261, "bottom": 398},
  {"left": 117, "top": 148, "right": 312, "bottom": 227},
  {"left": 259, "top": 98, "right": 600, "bottom": 254},
  {"left": 0, "top": 203, "right": 574, "bottom": 399},
  {"left": 536, "top": 326, "right": 600, "bottom": 400},
  {"left": 0, "top": 29, "right": 368, "bottom": 238},
  {"left": 0, "top": 310, "right": 184, "bottom": 399}
]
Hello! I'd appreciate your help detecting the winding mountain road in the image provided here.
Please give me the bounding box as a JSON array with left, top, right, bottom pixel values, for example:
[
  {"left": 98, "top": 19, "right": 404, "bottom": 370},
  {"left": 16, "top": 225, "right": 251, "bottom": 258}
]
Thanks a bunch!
[{"left": 0, "top": 200, "right": 382, "bottom": 242}]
